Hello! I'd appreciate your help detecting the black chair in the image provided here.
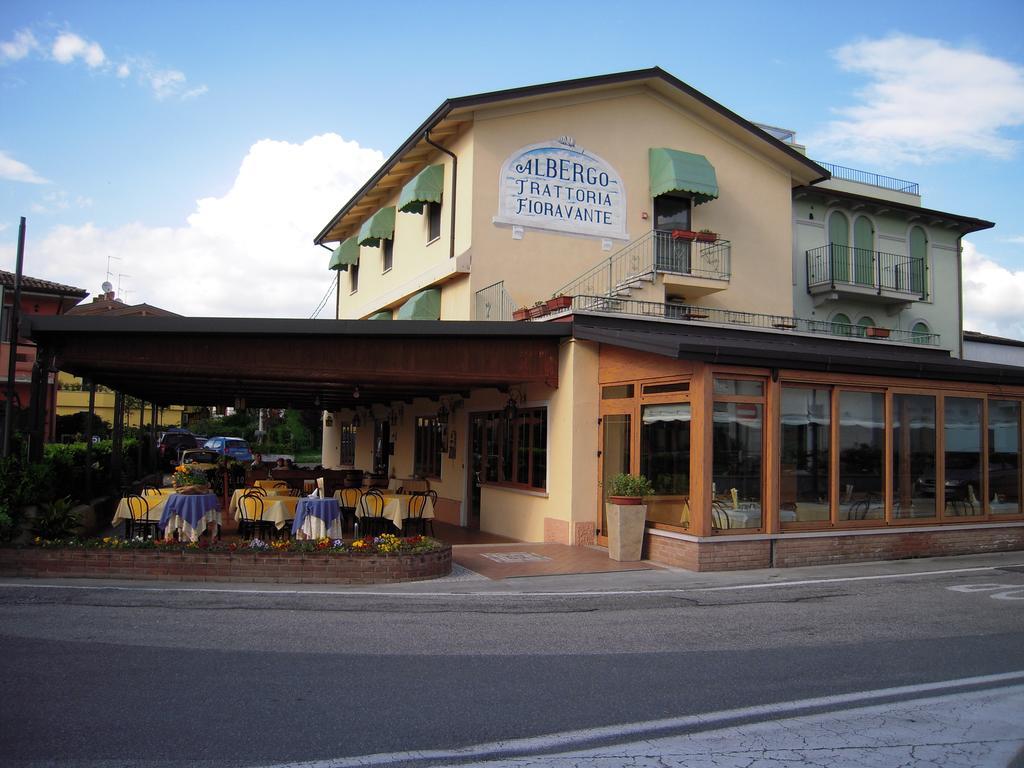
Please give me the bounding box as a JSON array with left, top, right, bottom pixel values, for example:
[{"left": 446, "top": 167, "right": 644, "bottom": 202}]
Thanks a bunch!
[
  {"left": 711, "top": 501, "right": 731, "bottom": 531},
  {"left": 238, "top": 492, "right": 276, "bottom": 541},
  {"left": 337, "top": 487, "right": 362, "bottom": 536},
  {"left": 404, "top": 490, "right": 436, "bottom": 537},
  {"left": 124, "top": 494, "right": 156, "bottom": 540},
  {"left": 358, "top": 489, "right": 386, "bottom": 537}
]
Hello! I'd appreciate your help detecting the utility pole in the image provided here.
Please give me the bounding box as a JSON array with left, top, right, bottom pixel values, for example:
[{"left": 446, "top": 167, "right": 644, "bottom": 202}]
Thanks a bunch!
[{"left": 2, "top": 217, "right": 27, "bottom": 458}]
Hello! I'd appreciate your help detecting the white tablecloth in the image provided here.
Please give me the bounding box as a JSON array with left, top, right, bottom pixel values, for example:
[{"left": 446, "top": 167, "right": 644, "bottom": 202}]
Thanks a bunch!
[{"left": 334, "top": 491, "right": 434, "bottom": 530}]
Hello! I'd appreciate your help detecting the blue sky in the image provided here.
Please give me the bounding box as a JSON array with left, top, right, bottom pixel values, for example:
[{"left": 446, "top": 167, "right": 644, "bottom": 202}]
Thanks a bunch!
[{"left": 1, "top": 0, "right": 1023, "bottom": 335}]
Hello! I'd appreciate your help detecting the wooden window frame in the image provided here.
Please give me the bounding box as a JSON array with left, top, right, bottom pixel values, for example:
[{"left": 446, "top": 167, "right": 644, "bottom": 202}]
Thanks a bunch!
[
  {"left": 473, "top": 406, "right": 548, "bottom": 492},
  {"left": 413, "top": 416, "right": 443, "bottom": 480}
]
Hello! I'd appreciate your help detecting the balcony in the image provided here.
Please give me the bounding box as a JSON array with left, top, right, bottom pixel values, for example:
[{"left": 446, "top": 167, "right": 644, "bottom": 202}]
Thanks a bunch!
[
  {"left": 814, "top": 161, "right": 920, "bottom": 196},
  {"left": 558, "top": 229, "right": 730, "bottom": 303},
  {"left": 566, "top": 295, "right": 941, "bottom": 346},
  {"left": 806, "top": 244, "right": 928, "bottom": 306}
]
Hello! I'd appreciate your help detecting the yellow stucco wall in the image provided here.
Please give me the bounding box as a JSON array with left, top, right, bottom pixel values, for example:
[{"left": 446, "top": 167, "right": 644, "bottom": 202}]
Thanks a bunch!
[
  {"left": 468, "top": 86, "right": 798, "bottom": 316},
  {"left": 55, "top": 374, "right": 191, "bottom": 429}
]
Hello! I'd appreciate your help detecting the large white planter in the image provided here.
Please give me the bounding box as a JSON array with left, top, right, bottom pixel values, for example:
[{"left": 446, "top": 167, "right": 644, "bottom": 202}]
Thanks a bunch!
[{"left": 605, "top": 502, "right": 646, "bottom": 561}]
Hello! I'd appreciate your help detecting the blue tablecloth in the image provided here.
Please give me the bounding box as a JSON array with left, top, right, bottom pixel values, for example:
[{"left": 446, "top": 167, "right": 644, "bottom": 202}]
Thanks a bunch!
[
  {"left": 291, "top": 498, "right": 343, "bottom": 537},
  {"left": 160, "top": 493, "right": 221, "bottom": 533}
]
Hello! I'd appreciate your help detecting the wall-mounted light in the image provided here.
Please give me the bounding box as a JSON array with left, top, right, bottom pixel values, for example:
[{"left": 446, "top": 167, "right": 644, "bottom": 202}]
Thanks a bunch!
[
  {"left": 503, "top": 387, "right": 524, "bottom": 422},
  {"left": 352, "top": 386, "right": 360, "bottom": 400},
  {"left": 351, "top": 411, "right": 362, "bottom": 428},
  {"left": 437, "top": 401, "right": 449, "bottom": 425},
  {"left": 324, "top": 412, "right": 334, "bottom": 428}
]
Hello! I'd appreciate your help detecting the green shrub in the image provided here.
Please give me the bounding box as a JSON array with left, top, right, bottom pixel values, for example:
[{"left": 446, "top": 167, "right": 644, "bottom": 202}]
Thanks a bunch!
[
  {"left": 607, "top": 473, "right": 654, "bottom": 497},
  {"left": 32, "top": 496, "right": 82, "bottom": 540}
]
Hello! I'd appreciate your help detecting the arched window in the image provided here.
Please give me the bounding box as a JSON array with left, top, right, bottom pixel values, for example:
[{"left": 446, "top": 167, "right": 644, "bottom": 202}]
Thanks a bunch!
[
  {"left": 909, "top": 226, "right": 928, "bottom": 296},
  {"left": 831, "top": 312, "right": 852, "bottom": 336},
  {"left": 912, "top": 321, "right": 931, "bottom": 344},
  {"left": 828, "top": 211, "right": 850, "bottom": 283},
  {"left": 856, "top": 315, "right": 875, "bottom": 337},
  {"left": 853, "top": 216, "right": 875, "bottom": 286}
]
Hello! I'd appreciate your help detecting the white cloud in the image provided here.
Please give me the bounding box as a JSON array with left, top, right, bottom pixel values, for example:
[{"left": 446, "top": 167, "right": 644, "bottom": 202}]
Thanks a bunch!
[
  {"left": 1, "top": 134, "right": 384, "bottom": 318},
  {"left": 51, "top": 32, "right": 106, "bottom": 68},
  {"left": 0, "top": 149, "right": 49, "bottom": 184},
  {"left": 0, "top": 29, "right": 39, "bottom": 62},
  {"left": 116, "top": 62, "right": 130, "bottom": 78},
  {"left": 962, "top": 240, "right": 1024, "bottom": 339},
  {"left": 808, "top": 35, "right": 1024, "bottom": 166},
  {"left": 1001, "top": 235, "right": 1024, "bottom": 245}
]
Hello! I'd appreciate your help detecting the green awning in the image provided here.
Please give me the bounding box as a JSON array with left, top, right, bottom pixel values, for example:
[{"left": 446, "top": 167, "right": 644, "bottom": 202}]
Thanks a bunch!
[
  {"left": 328, "top": 237, "right": 359, "bottom": 271},
  {"left": 395, "top": 288, "right": 441, "bottom": 320},
  {"left": 398, "top": 164, "right": 444, "bottom": 214},
  {"left": 649, "top": 148, "right": 719, "bottom": 205},
  {"left": 367, "top": 310, "right": 393, "bottom": 320},
  {"left": 357, "top": 206, "right": 396, "bottom": 247}
]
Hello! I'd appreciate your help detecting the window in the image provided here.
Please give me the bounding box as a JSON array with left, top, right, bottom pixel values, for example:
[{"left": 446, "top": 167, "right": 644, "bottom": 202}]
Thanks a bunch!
[
  {"left": 780, "top": 387, "right": 830, "bottom": 525},
  {"left": 909, "top": 226, "right": 928, "bottom": 296},
  {"left": 382, "top": 239, "right": 394, "bottom": 272},
  {"left": 912, "top": 321, "right": 931, "bottom": 344},
  {"left": 350, "top": 262, "right": 359, "bottom": 293},
  {"left": 989, "top": 400, "right": 1022, "bottom": 516},
  {"left": 643, "top": 381, "right": 689, "bottom": 395},
  {"left": 892, "top": 394, "right": 937, "bottom": 519},
  {"left": 831, "top": 312, "right": 852, "bottom": 336},
  {"left": 853, "top": 215, "right": 875, "bottom": 286},
  {"left": 427, "top": 202, "right": 442, "bottom": 243},
  {"left": 472, "top": 407, "right": 547, "bottom": 490},
  {"left": 838, "top": 391, "right": 885, "bottom": 521},
  {"left": 944, "top": 397, "right": 983, "bottom": 517},
  {"left": 414, "top": 416, "right": 443, "bottom": 478},
  {"left": 714, "top": 378, "right": 763, "bottom": 397},
  {"left": 602, "top": 384, "right": 634, "bottom": 399},
  {"left": 640, "top": 403, "right": 691, "bottom": 527},
  {"left": 856, "top": 315, "right": 875, "bottom": 338},
  {"left": 828, "top": 210, "right": 850, "bottom": 283},
  {"left": 653, "top": 194, "right": 692, "bottom": 273},
  {"left": 339, "top": 424, "right": 356, "bottom": 466}
]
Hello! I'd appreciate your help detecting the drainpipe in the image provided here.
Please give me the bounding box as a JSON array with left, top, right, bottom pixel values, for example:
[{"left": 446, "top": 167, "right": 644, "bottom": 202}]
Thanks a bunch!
[
  {"left": 319, "top": 242, "right": 340, "bottom": 320},
  {"left": 956, "top": 234, "right": 964, "bottom": 359},
  {"left": 423, "top": 130, "right": 457, "bottom": 260}
]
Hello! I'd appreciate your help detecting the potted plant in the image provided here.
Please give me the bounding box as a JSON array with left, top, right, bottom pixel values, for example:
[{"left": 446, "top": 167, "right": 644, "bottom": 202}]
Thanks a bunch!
[
  {"left": 605, "top": 474, "right": 653, "bottom": 562},
  {"left": 671, "top": 229, "right": 697, "bottom": 241},
  {"left": 695, "top": 229, "right": 718, "bottom": 243},
  {"left": 527, "top": 301, "right": 548, "bottom": 319},
  {"left": 172, "top": 466, "right": 212, "bottom": 494},
  {"left": 866, "top": 326, "right": 891, "bottom": 339},
  {"left": 607, "top": 473, "right": 654, "bottom": 505},
  {"left": 546, "top": 294, "right": 573, "bottom": 312},
  {"left": 512, "top": 307, "right": 529, "bottom": 321}
]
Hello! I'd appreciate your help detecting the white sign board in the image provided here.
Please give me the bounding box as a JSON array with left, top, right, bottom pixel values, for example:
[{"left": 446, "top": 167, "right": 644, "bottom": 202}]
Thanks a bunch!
[{"left": 493, "top": 137, "right": 628, "bottom": 241}]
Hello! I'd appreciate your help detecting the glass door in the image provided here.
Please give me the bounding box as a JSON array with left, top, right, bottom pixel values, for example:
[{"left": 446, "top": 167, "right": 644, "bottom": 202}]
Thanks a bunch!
[
  {"left": 653, "top": 194, "right": 692, "bottom": 273},
  {"left": 600, "top": 413, "right": 631, "bottom": 536}
]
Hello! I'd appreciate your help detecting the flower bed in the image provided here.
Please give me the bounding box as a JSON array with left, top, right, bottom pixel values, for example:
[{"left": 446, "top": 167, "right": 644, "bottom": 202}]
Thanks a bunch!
[{"left": 0, "top": 534, "right": 451, "bottom": 584}]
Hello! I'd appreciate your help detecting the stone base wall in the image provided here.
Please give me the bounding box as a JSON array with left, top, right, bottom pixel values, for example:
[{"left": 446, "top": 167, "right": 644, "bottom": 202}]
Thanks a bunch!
[
  {"left": 645, "top": 524, "right": 1024, "bottom": 572},
  {"left": 0, "top": 546, "right": 452, "bottom": 585},
  {"left": 544, "top": 517, "right": 570, "bottom": 544}
]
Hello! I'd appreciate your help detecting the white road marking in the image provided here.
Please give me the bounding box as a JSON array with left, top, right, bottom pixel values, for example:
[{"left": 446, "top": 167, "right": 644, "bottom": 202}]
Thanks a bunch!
[
  {"left": 0, "top": 561, "right": 1022, "bottom": 598},
  {"left": 249, "top": 672, "right": 1024, "bottom": 768},
  {"left": 948, "top": 583, "right": 1024, "bottom": 601}
]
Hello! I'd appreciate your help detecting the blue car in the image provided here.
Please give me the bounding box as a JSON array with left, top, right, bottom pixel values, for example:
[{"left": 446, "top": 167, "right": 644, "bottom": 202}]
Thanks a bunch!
[{"left": 202, "top": 436, "right": 253, "bottom": 463}]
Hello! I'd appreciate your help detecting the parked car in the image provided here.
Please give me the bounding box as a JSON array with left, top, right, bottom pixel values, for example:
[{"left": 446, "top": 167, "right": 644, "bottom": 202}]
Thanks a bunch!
[
  {"left": 178, "top": 449, "right": 221, "bottom": 484},
  {"left": 157, "top": 429, "right": 198, "bottom": 468},
  {"left": 203, "top": 436, "right": 253, "bottom": 463}
]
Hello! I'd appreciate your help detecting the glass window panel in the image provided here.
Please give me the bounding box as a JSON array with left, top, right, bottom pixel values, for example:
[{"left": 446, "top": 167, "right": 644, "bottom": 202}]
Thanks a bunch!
[
  {"left": 531, "top": 409, "right": 547, "bottom": 489},
  {"left": 712, "top": 401, "right": 763, "bottom": 530},
  {"left": 601, "top": 414, "right": 631, "bottom": 533},
  {"left": 640, "top": 403, "right": 691, "bottom": 528},
  {"left": 780, "top": 387, "right": 830, "bottom": 525},
  {"left": 944, "top": 398, "right": 983, "bottom": 517},
  {"left": 602, "top": 384, "right": 634, "bottom": 400},
  {"left": 642, "top": 381, "right": 689, "bottom": 395},
  {"left": 989, "top": 400, "right": 1021, "bottom": 515},
  {"left": 713, "top": 379, "right": 764, "bottom": 397},
  {"left": 892, "top": 395, "right": 937, "bottom": 519},
  {"left": 838, "top": 391, "right": 885, "bottom": 521},
  {"left": 516, "top": 412, "right": 530, "bottom": 485}
]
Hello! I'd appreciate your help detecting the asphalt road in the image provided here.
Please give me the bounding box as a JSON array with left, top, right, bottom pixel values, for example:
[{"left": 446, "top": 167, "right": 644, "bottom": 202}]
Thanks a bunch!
[{"left": 1, "top": 556, "right": 1023, "bottom": 767}]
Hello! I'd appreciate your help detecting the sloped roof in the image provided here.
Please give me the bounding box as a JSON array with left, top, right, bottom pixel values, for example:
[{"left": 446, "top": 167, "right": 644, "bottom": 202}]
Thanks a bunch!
[
  {"left": 0, "top": 270, "right": 87, "bottom": 298},
  {"left": 65, "top": 298, "right": 180, "bottom": 317}
]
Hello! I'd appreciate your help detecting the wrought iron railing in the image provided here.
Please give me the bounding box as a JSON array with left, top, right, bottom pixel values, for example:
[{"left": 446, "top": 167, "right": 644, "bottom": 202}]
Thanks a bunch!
[
  {"left": 557, "top": 230, "right": 731, "bottom": 299},
  {"left": 570, "top": 294, "right": 941, "bottom": 346},
  {"left": 815, "top": 161, "right": 920, "bottom": 195},
  {"left": 474, "top": 280, "right": 516, "bottom": 321},
  {"left": 806, "top": 244, "right": 928, "bottom": 299}
]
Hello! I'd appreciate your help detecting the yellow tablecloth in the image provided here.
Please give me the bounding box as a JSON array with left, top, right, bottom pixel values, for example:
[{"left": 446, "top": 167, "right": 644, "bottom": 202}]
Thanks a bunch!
[
  {"left": 112, "top": 489, "right": 176, "bottom": 525},
  {"left": 335, "top": 491, "right": 434, "bottom": 531},
  {"left": 229, "top": 489, "right": 299, "bottom": 530}
]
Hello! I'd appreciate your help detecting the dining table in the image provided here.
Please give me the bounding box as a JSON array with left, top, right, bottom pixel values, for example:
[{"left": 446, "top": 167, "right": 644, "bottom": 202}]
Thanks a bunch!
[
  {"left": 159, "top": 492, "right": 222, "bottom": 542},
  {"left": 229, "top": 489, "right": 300, "bottom": 530},
  {"left": 334, "top": 491, "right": 434, "bottom": 531},
  {"left": 254, "top": 479, "right": 291, "bottom": 493},
  {"left": 111, "top": 488, "right": 177, "bottom": 527},
  {"left": 291, "top": 497, "right": 344, "bottom": 540}
]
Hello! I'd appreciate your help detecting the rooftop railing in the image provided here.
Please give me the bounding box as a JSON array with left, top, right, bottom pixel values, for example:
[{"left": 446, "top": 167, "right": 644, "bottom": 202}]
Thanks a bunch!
[
  {"left": 815, "top": 161, "right": 920, "bottom": 196},
  {"left": 569, "top": 294, "right": 941, "bottom": 346}
]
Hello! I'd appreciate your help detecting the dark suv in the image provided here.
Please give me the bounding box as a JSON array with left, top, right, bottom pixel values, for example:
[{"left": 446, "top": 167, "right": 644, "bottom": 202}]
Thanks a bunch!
[{"left": 157, "top": 429, "right": 198, "bottom": 468}]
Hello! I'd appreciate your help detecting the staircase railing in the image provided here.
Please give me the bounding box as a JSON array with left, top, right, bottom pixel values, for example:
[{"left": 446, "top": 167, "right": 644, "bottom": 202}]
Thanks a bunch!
[
  {"left": 474, "top": 280, "right": 516, "bottom": 321},
  {"left": 556, "top": 230, "right": 731, "bottom": 298}
]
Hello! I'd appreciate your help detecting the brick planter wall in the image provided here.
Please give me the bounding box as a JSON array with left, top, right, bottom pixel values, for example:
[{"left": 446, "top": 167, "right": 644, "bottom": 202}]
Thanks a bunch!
[
  {"left": 0, "top": 545, "right": 452, "bottom": 585},
  {"left": 645, "top": 523, "right": 1024, "bottom": 572}
]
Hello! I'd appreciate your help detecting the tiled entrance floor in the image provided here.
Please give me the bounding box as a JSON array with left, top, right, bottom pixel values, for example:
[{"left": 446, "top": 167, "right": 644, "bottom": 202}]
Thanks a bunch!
[{"left": 452, "top": 542, "right": 659, "bottom": 580}]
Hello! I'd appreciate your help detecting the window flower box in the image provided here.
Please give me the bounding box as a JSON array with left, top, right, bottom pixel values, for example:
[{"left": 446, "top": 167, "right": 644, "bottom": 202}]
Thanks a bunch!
[
  {"left": 695, "top": 230, "right": 718, "bottom": 243},
  {"left": 866, "top": 326, "right": 891, "bottom": 339},
  {"left": 512, "top": 308, "right": 529, "bottom": 321},
  {"left": 527, "top": 303, "right": 547, "bottom": 319},
  {"left": 671, "top": 229, "right": 697, "bottom": 241},
  {"left": 546, "top": 295, "right": 572, "bottom": 312}
]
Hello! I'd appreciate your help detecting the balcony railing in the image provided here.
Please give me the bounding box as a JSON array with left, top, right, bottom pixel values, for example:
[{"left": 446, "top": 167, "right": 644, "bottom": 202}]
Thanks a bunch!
[
  {"left": 815, "top": 161, "right": 920, "bottom": 196},
  {"left": 557, "top": 230, "right": 730, "bottom": 299},
  {"left": 569, "top": 294, "right": 941, "bottom": 346},
  {"left": 806, "top": 244, "right": 928, "bottom": 299}
]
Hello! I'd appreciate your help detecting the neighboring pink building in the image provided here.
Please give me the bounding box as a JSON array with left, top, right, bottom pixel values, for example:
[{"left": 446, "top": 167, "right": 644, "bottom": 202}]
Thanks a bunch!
[{"left": 1, "top": 270, "right": 87, "bottom": 443}]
